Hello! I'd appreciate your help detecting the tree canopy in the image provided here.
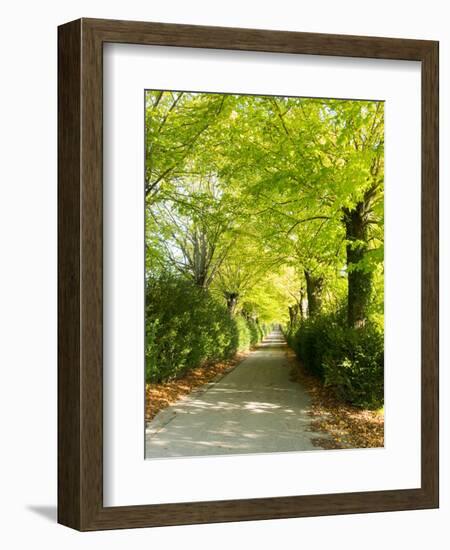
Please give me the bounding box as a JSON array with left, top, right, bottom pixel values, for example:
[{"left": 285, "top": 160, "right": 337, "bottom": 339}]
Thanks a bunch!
[{"left": 145, "top": 90, "right": 384, "bottom": 328}]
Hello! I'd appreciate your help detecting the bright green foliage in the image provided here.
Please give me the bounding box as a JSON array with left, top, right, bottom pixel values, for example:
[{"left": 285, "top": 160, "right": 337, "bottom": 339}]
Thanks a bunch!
[
  {"left": 145, "top": 91, "right": 384, "bottom": 405},
  {"left": 145, "top": 275, "right": 234, "bottom": 382},
  {"left": 286, "top": 312, "right": 384, "bottom": 409},
  {"left": 233, "top": 316, "right": 251, "bottom": 351},
  {"left": 145, "top": 274, "right": 265, "bottom": 383},
  {"left": 322, "top": 325, "right": 384, "bottom": 410}
]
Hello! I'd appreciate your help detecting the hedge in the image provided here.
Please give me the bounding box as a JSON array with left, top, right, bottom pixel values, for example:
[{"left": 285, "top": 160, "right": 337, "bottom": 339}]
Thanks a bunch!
[
  {"left": 145, "top": 275, "right": 266, "bottom": 383},
  {"left": 287, "top": 313, "right": 384, "bottom": 409}
]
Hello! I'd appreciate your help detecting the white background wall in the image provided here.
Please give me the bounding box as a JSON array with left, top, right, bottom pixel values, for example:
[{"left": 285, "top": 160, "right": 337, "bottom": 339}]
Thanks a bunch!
[{"left": 0, "top": 1, "right": 448, "bottom": 547}]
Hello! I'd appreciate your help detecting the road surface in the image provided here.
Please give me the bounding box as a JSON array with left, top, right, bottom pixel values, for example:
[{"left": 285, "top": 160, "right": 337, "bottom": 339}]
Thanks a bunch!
[{"left": 145, "top": 329, "right": 329, "bottom": 458}]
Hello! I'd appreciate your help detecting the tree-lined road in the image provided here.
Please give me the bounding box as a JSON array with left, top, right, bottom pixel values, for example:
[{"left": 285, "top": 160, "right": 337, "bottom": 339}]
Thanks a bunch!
[{"left": 145, "top": 330, "right": 328, "bottom": 458}]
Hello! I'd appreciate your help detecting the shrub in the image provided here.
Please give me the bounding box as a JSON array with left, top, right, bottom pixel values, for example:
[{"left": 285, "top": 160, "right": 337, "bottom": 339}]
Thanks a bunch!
[
  {"left": 258, "top": 322, "right": 266, "bottom": 340},
  {"left": 145, "top": 274, "right": 267, "bottom": 383},
  {"left": 289, "top": 312, "right": 384, "bottom": 409},
  {"left": 247, "top": 319, "right": 261, "bottom": 346},
  {"left": 322, "top": 324, "right": 384, "bottom": 409},
  {"left": 234, "top": 316, "right": 251, "bottom": 351},
  {"left": 145, "top": 275, "right": 237, "bottom": 383},
  {"left": 288, "top": 315, "right": 339, "bottom": 378}
]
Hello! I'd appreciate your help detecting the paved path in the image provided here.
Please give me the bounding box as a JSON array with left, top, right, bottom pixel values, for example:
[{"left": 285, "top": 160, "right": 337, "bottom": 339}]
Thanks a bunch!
[{"left": 145, "top": 329, "right": 328, "bottom": 458}]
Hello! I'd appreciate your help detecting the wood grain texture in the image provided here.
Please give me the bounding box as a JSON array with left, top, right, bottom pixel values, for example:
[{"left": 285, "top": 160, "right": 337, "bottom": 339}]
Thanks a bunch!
[
  {"left": 420, "top": 41, "right": 439, "bottom": 505},
  {"left": 57, "top": 18, "right": 439, "bottom": 531},
  {"left": 57, "top": 19, "right": 82, "bottom": 530}
]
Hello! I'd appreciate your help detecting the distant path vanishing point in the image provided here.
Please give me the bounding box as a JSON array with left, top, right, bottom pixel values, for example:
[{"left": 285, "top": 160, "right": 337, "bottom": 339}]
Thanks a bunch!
[{"left": 145, "top": 328, "right": 329, "bottom": 458}]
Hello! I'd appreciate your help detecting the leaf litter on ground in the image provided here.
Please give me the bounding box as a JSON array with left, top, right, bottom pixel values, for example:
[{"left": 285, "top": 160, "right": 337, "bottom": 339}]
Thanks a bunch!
[
  {"left": 146, "top": 345, "right": 383, "bottom": 451},
  {"left": 287, "top": 347, "right": 384, "bottom": 450},
  {"left": 145, "top": 351, "right": 250, "bottom": 422}
]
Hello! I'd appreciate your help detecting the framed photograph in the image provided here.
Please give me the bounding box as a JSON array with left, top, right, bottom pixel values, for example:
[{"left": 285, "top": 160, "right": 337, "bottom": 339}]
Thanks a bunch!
[{"left": 58, "top": 18, "right": 439, "bottom": 530}]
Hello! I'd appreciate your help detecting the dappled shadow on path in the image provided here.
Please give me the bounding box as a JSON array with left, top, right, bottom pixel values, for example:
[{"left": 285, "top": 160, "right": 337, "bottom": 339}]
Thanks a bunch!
[
  {"left": 146, "top": 330, "right": 330, "bottom": 458},
  {"left": 257, "top": 330, "right": 287, "bottom": 349}
]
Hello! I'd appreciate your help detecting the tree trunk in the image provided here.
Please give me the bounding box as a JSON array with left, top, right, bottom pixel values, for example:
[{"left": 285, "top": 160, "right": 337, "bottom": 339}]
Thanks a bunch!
[
  {"left": 343, "top": 202, "right": 372, "bottom": 329},
  {"left": 224, "top": 292, "right": 239, "bottom": 316},
  {"left": 288, "top": 304, "right": 299, "bottom": 328},
  {"left": 304, "top": 270, "right": 324, "bottom": 317},
  {"left": 194, "top": 272, "right": 207, "bottom": 289},
  {"left": 299, "top": 289, "right": 307, "bottom": 320}
]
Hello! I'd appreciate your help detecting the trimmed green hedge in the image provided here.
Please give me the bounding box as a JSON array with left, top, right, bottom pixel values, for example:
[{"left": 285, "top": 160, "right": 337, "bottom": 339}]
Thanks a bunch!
[
  {"left": 287, "top": 313, "right": 384, "bottom": 409},
  {"left": 145, "top": 275, "right": 266, "bottom": 383}
]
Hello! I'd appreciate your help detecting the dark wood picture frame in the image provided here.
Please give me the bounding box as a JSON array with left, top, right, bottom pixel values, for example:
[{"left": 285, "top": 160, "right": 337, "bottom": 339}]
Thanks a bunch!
[{"left": 58, "top": 17, "right": 439, "bottom": 531}]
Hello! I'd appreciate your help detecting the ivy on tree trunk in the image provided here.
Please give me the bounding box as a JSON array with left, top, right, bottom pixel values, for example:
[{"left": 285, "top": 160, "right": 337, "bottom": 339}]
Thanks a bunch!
[
  {"left": 343, "top": 202, "right": 373, "bottom": 329},
  {"left": 304, "top": 270, "right": 324, "bottom": 317}
]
